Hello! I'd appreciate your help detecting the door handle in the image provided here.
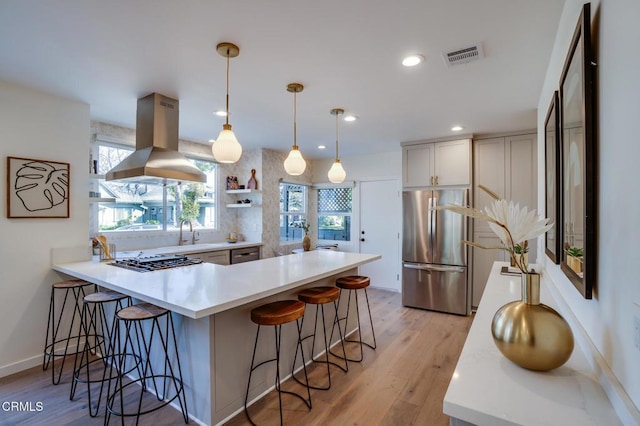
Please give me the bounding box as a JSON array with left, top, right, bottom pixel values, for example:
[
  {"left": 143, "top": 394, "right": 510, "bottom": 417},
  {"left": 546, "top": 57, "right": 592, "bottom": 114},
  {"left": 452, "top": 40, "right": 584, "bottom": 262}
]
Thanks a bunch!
[
  {"left": 435, "top": 175, "right": 439, "bottom": 185},
  {"left": 430, "top": 176, "right": 434, "bottom": 185}
]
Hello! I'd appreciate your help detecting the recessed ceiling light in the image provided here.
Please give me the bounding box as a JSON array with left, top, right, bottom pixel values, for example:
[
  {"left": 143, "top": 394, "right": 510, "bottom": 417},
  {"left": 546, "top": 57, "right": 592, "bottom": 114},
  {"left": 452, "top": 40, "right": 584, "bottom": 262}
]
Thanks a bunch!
[
  {"left": 344, "top": 115, "right": 357, "bottom": 122},
  {"left": 317, "top": 145, "right": 326, "bottom": 150},
  {"left": 214, "top": 110, "right": 228, "bottom": 117},
  {"left": 402, "top": 54, "right": 424, "bottom": 67},
  {"left": 208, "top": 139, "right": 215, "bottom": 143},
  {"left": 451, "top": 125, "right": 464, "bottom": 132}
]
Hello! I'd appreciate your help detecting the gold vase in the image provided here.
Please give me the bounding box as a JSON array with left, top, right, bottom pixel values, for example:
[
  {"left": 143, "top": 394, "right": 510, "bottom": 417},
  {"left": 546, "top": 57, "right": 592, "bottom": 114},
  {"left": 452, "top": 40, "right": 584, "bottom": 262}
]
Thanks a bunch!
[
  {"left": 302, "top": 234, "right": 311, "bottom": 251},
  {"left": 491, "top": 272, "right": 574, "bottom": 371}
]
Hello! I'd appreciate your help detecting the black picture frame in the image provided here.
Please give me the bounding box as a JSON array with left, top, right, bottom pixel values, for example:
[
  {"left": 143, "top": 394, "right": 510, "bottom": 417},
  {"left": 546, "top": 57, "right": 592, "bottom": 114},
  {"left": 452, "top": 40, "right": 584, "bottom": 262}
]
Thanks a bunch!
[
  {"left": 559, "top": 3, "right": 596, "bottom": 299},
  {"left": 544, "top": 91, "right": 561, "bottom": 264}
]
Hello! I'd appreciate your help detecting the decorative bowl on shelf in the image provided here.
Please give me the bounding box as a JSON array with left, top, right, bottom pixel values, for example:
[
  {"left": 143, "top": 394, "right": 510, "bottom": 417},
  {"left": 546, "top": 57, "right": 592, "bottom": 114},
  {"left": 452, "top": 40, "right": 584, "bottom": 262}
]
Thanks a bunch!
[{"left": 226, "top": 239, "right": 237, "bottom": 243}]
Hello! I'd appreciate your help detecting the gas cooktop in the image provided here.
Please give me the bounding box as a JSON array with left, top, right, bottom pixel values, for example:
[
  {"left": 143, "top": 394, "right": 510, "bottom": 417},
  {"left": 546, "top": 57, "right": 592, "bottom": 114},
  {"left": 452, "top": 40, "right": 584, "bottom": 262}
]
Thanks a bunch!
[{"left": 110, "top": 254, "right": 202, "bottom": 272}]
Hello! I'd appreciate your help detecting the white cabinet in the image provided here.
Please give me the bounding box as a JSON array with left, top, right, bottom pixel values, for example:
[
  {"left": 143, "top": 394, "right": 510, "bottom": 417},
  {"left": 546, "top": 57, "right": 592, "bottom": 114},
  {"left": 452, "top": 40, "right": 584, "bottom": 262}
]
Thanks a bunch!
[
  {"left": 189, "top": 250, "right": 230, "bottom": 265},
  {"left": 472, "top": 133, "right": 536, "bottom": 307},
  {"left": 402, "top": 138, "right": 471, "bottom": 187}
]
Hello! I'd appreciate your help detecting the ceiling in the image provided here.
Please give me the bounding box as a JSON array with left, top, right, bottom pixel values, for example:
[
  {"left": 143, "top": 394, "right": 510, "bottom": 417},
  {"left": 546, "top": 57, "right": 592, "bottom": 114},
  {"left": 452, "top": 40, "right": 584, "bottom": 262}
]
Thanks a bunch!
[{"left": 0, "top": 1, "right": 564, "bottom": 160}]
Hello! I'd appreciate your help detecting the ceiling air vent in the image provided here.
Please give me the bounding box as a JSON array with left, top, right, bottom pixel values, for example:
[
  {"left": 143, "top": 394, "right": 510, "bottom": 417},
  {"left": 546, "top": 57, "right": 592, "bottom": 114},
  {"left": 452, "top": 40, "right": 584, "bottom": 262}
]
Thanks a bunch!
[{"left": 442, "top": 44, "right": 484, "bottom": 67}]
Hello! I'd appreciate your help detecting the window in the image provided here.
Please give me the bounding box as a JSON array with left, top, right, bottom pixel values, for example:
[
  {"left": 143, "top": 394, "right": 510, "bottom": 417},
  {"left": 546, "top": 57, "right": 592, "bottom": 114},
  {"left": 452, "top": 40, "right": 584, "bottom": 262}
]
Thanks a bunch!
[
  {"left": 92, "top": 141, "right": 217, "bottom": 232},
  {"left": 280, "top": 183, "right": 307, "bottom": 242},
  {"left": 317, "top": 187, "right": 352, "bottom": 241}
]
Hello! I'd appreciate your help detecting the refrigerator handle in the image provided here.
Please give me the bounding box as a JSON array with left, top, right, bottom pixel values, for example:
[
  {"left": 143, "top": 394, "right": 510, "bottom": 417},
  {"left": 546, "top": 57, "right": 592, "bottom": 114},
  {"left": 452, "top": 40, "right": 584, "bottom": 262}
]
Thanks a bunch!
[
  {"left": 428, "top": 195, "right": 434, "bottom": 257},
  {"left": 423, "top": 264, "right": 466, "bottom": 273},
  {"left": 403, "top": 263, "right": 466, "bottom": 273},
  {"left": 403, "top": 263, "right": 431, "bottom": 271}
]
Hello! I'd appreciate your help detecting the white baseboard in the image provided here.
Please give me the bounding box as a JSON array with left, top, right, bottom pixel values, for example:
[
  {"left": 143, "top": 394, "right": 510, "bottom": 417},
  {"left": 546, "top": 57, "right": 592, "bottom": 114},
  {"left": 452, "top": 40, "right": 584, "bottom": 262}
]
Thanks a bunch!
[{"left": 0, "top": 354, "right": 43, "bottom": 378}]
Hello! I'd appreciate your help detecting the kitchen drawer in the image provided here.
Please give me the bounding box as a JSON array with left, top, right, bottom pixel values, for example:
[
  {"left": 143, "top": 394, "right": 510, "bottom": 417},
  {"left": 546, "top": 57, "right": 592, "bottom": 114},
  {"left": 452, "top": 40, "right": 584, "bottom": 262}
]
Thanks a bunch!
[
  {"left": 230, "top": 246, "right": 260, "bottom": 264},
  {"left": 189, "top": 250, "right": 230, "bottom": 265}
]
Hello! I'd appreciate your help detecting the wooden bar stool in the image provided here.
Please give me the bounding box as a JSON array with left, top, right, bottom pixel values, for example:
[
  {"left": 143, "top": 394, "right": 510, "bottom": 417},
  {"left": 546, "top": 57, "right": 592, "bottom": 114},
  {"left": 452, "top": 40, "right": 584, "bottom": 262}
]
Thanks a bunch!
[
  {"left": 105, "top": 303, "right": 188, "bottom": 425},
  {"left": 291, "top": 287, "right": 348, "bottom": 391},
  {"left": 43, "top": 279, "right": 94, "bottom": 385},
  {"left": 245, "top": 300, "right": 311, "bottom": 425},
  {"left": 69, "top": 290, "right": 138, "bottom": 417},
  {"left": 330, "top": 276, "right": 377, "bottom": 363}
]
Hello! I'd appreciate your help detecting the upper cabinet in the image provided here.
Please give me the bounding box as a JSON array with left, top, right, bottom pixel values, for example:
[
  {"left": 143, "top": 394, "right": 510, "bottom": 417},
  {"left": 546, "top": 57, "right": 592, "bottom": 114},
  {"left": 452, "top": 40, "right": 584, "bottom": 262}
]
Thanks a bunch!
[{"left": 402, "top": 138, "right": 471, "bottom": 187}]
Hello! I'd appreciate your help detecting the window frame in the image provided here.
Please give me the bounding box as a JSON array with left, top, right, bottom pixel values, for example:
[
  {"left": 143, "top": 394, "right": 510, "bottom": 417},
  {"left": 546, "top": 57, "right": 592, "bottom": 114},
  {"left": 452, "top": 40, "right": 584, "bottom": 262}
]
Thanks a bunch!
[
  {"left": 279, "top": 182, "right": 308, "bottom": 244},
  {"left": 317, "top": 186, "right": 353, "bottom": 242},
  {"left": 90, "top": 138, "right": 218, "bottom": 235}
]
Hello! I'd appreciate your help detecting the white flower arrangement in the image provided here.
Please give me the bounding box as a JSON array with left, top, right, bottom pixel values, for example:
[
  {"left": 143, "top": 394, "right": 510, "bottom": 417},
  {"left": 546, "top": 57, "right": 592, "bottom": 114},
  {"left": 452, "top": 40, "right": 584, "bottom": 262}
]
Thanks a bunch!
[{"left": 434, "top": 185, "right": 553, "bottom": 274}]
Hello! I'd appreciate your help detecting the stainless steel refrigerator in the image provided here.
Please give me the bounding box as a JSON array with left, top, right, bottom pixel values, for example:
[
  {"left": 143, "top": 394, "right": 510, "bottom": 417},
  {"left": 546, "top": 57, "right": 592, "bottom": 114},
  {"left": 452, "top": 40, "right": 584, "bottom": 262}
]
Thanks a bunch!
[{"left": 402, "top": 189, "right": 470, "bottom": 315}]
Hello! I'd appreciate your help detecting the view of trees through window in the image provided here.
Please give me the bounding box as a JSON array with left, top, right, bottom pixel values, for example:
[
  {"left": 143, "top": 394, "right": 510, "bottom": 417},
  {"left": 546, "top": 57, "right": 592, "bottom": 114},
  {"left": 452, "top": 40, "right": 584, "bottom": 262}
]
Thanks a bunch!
[
  {"left": 318, "top": 187, "right": 352, "bottom": 241},
  {"left": 280, "top": 183, "right": 307, "bottom": 242},
  {"left": 94, "top": 144, "right": 216, "bottom": 232}
]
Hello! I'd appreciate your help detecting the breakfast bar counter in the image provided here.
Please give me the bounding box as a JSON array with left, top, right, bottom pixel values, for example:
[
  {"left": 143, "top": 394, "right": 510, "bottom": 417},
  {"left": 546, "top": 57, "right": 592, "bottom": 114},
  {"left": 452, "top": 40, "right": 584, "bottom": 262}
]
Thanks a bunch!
[{"left": 53, "top": 250, "right": 380, "bottom": 425}]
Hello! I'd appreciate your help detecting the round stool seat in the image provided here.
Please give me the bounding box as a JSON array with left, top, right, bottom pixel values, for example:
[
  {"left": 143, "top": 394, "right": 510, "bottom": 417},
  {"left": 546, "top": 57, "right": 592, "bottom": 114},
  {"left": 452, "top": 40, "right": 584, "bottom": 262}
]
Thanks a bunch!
[
  {"left": 116, "top": 303, "right": 168, "bottom": 321},
  {"left": 84, "top": 290, "right": 128, "bottom": 304},
  {"left": 52, "top": 279, "right": 92, "bottom": 289},
  {"left": 336, "top": 275, "right": 370, "bottom": 290},
  {"left": 251, "top": 300, "right": 305, "bottom": 326},
  {"left": 298, "top": 286, "right": 340, "bottom": 305}
]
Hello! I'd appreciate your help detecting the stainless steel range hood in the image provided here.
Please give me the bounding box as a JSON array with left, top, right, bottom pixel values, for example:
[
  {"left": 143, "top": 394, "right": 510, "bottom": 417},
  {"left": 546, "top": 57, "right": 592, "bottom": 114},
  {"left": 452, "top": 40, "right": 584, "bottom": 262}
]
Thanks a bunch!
[{"left": 105, "top": 93, "right": 207, "bottom": 184}]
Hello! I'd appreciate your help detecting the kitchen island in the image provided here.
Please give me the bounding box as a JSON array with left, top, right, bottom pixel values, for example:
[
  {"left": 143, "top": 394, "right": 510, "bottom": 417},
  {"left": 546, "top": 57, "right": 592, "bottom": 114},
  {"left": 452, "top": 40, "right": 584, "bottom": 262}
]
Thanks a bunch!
[{"left": 53, "top": 250, "right": 380, "bottom": 425}]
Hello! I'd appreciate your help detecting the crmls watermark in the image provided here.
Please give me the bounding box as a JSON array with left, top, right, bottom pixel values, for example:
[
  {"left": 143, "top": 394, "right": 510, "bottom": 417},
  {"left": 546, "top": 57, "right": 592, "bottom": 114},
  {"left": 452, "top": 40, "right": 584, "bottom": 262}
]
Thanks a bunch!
[{"left": 1, "top": 401, "right": 44, "bottom": 412}]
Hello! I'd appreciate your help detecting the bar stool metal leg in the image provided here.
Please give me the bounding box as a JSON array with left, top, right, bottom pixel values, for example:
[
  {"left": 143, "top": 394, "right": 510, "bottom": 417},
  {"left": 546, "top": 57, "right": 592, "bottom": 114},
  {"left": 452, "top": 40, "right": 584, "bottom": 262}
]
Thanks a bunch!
[
  {"left": 105, "top": 304, "right": 188, "bottom": 425},
  {"left": 69, "top": 291, "right": 134, "bottom": 417},
  {"left": 330, "top": 284, "right": 377, "bottom": 363},
  {"left": 292, "top": 297, "right": 348, "bottom": 391},
  {"left": 244, "top": 300, "right": 311, "bottom": 426},
  {"left": 43, "top": 280, "right": 93, "bottom": 385}
]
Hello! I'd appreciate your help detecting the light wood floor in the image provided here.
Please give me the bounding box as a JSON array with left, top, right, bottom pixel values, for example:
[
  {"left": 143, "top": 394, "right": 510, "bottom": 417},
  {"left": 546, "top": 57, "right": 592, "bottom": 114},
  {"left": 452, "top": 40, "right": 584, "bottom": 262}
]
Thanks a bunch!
[{"left": 0, "top": 288, "right": 472, "bottom": 425}]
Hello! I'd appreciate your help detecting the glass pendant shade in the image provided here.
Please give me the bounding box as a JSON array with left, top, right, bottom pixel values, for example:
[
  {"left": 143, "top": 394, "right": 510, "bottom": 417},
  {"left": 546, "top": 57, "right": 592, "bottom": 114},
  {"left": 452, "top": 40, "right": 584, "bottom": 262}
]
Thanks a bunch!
[
  {"left": 328, "top": 159, "right": 346, "bottom": 183},
  {"left": 284, "top": 146, "right": 306, "bottom": 175},
  {"left": 284, "top": 82, "right": 306, "bottom": 176},
  {"left": 327, "top": 108, "right": 346, "bottom": 183},
  {"left": 212, "top": 124, "right": 242, "bottom": 163},
  {"left": 212, "top": 42, "right": 242, "bottom": 164}
]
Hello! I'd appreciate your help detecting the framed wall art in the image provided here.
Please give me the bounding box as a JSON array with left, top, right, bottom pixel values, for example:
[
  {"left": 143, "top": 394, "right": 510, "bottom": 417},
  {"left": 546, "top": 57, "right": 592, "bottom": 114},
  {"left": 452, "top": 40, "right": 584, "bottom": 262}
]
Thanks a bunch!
[
  {"left": 6, "top": 156, "right": 70, "bottom": 218},
  {"left": 559, "top": 2, "right": 596, "bottom": 299},
  {"left": 545, "top": 91, "right": 561, "bottom": 264}
]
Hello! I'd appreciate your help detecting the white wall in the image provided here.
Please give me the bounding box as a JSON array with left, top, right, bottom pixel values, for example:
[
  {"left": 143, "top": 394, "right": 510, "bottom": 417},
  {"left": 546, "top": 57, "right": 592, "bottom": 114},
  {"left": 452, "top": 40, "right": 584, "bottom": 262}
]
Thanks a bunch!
[
  {"left": 537, "top": 0, "right": 640, "bottom": 414},
  {"left": 0, "top": 81, "right": 90, "bottom": 376},
  {"left": 312, "top": 151, "right": 401, "bottom": 183}
]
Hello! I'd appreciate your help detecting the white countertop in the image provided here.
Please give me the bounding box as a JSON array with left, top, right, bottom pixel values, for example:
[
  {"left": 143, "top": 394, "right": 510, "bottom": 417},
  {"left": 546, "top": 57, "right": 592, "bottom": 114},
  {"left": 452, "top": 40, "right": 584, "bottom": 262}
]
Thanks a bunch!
[
  {"left": 53, "top": 250, "right": 380, "bottom": 319},
  {"left": 443, "top": 262, "right": 620, "bottom": 426}
]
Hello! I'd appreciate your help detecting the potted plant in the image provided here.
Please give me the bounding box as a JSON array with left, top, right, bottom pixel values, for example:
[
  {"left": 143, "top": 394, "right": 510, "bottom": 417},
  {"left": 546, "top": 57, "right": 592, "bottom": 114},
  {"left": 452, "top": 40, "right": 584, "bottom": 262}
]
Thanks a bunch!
[
  {"left": 566, "top": 246, "right": 584, "bottom": 274},
  {"left": 511, "top": 241, "right": 529, "bottom": 270}
]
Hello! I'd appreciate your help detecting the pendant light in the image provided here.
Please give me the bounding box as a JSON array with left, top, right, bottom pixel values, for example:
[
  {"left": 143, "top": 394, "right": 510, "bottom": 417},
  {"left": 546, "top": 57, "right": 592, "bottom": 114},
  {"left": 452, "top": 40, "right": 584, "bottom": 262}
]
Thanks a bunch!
[
  {"left": 327, "top": 108, "right": 346, "bottom": 183},
  {"left": 211, "top": 42, "right": 242, "bottom": 163},
  {"left": 284, "top": 83, "right": 307, "bottom": 175}
]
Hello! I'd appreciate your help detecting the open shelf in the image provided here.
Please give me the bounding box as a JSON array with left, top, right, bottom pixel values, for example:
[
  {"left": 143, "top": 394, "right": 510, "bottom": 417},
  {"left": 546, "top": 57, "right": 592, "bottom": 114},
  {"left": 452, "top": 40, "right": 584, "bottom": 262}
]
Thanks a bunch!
[
  {"left": 226, "top": 189, "right": 260, "bottom": 194},
  {"left": 90, "top": 197, "right": 116, "bottom": 203},
  {"left": 226, "top": 203, "right": 260, "bottom": 208}
]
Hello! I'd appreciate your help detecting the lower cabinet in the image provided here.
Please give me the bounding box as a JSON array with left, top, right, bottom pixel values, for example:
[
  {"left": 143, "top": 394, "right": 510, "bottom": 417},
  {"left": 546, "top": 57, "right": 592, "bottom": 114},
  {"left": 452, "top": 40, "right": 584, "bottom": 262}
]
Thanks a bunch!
[{"left": 189, "top": 250, "right": 230, "bottom": 265}]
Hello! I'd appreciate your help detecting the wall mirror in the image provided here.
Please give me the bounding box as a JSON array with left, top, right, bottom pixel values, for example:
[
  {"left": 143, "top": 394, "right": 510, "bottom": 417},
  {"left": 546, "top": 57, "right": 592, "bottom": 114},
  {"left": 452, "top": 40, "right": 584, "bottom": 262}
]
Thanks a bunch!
[
  {"left": 544, "top": 91, "right": 560, "bottom": 264},
  {"left": 559, "top": 2, "right": 595, "bottom": 299}
]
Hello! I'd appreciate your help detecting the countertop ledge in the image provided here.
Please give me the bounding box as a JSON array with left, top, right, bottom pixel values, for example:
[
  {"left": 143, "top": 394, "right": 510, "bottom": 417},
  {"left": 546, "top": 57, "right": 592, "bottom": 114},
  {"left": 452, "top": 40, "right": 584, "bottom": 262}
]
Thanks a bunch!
[
  {"left": 117, "top": 241, "right": 263, "bottom": 258},
  {"left": 443, "top": 262, "right": 621, "bottom": 426},
  {"left": 53, "top": 250, "right": 380, "bottom": 320}
]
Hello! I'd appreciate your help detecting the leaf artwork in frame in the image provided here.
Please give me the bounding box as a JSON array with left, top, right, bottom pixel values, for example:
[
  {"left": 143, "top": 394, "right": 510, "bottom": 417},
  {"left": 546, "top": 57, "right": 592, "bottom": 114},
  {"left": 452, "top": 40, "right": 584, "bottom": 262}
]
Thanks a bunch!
[{"left": 7, "top": 156, "right": 70, "bottom": 218}]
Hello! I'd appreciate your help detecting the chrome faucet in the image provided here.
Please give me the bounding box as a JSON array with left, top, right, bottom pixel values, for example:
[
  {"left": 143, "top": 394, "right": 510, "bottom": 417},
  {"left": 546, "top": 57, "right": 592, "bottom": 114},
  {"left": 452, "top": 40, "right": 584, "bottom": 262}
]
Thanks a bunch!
[{"left": 179, "top": 220, "right": 192, "bottom": 246}]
